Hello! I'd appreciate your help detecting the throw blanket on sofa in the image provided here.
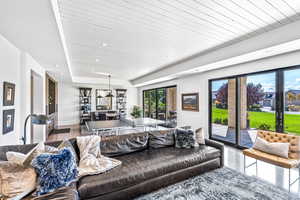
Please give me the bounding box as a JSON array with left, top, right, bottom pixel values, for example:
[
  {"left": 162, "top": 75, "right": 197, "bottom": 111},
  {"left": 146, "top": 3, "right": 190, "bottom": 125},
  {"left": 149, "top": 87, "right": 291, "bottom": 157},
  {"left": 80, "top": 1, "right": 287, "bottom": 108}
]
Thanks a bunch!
[{"left": 76, "top": 135, "right": 121, "bottom": 177}]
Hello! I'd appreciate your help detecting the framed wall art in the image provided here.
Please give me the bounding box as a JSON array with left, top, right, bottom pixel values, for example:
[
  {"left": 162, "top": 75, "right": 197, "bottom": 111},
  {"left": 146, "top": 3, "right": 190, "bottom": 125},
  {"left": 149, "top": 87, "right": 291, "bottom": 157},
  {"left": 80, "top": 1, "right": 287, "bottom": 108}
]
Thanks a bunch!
[
  {"left": 181, "top": 93, "right": 199, "bottom": 112},
  {"left": 3, "top": 82, "right": 15, "bottom": 106},
  {"left": 3, "top": 109, "right": 15, "bottom": 134}
]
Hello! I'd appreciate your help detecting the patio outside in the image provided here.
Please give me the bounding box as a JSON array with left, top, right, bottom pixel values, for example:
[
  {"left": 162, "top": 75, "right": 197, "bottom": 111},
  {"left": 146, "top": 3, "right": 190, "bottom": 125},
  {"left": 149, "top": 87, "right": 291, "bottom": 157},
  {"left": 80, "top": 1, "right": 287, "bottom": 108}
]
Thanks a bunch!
[{"left": 211, "top": 72, "right": 300, "bottom": 148}]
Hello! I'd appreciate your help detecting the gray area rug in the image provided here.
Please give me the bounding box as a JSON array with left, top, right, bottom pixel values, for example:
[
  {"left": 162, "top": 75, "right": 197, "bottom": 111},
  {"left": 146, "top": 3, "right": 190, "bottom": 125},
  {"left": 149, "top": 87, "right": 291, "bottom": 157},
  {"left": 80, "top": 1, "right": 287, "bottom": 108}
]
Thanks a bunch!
[{"left": 136, "top": 167, "right": 300, "bottom": 200}]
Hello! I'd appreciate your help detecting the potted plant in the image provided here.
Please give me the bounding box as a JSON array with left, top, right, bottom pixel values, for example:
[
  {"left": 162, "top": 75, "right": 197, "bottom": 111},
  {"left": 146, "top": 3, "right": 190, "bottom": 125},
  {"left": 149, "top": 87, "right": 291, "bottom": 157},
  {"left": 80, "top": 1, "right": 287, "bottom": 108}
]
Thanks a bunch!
[{"left": 131, "top": 106, "right": 142, "bottom": 118}]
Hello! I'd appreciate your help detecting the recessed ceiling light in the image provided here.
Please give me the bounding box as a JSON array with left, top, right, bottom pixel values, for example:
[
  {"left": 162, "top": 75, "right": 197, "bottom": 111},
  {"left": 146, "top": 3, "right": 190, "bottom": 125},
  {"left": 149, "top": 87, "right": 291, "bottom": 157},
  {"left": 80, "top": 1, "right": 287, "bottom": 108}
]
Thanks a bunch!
[
  {"left": 55, "top": 64, "right": 59, "bottom": 68},
  {"left": 100, "top": 42, "right": 108, "bottom": 47},
  {"left": 96, "top": 58, "right": 100, "bottom": 62}
]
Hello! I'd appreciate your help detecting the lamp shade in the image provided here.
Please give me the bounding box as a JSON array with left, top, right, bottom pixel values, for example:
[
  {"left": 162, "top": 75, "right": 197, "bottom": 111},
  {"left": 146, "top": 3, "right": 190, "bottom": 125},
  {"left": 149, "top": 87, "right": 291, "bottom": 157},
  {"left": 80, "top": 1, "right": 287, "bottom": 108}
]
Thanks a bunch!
[
  {"left": 31, "top": 114, "right": 50, "bottom": 125},
  {"left": 106, "top": 92, "right": 114, "bottom": 97}
]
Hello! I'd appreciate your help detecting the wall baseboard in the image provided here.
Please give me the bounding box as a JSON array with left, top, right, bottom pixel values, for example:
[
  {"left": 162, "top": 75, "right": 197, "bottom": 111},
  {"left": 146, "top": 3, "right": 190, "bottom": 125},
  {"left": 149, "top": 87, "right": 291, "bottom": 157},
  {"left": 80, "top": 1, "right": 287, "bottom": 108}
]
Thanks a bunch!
[{"left": 58, "top": 120, "right": 80, "bottom": 126}]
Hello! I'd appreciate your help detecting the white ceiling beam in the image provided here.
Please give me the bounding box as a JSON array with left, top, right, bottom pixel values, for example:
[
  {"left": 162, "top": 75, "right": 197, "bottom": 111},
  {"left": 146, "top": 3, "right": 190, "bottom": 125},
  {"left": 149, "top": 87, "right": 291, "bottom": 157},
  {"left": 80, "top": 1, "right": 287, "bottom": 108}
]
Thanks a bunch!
[
  {"left": 131, "top": 20, "right": 300, "bottom": 86},
  {"left": 50, "top": 0, "right": 74, "bottom": 81}
]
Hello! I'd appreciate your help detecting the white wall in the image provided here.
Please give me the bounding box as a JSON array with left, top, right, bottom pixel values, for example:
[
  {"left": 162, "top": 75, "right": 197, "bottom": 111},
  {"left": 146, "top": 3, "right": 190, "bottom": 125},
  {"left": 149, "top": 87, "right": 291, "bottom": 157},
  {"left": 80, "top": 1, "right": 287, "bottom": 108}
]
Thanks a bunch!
[
  {"left": 58, "top": 82, "right": 138, "bottom": 126},
  {"left": 138, "top": 50, "right": 300, "bottom": 137},
  {"left": 0, "top": 34, "right": 22, "bottom": 145},
  {"left": 58, "top": 82, "right": 79, "bottom": 126},
  {"left": 0, "top": 33, "right": 46, "bottom": 145},
  {"left": 20, "top": 53, "right": 46, "bottom": 144}
]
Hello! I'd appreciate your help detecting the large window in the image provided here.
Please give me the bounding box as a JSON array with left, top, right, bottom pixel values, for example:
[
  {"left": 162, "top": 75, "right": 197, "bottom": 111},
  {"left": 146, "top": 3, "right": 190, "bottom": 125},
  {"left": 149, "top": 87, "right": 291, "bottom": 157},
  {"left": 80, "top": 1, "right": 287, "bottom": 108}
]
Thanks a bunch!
[
  {"left": 239, "top": 72, "right": 276, "bottom": 148},
  {"left": 143, "top": 86, "right": 177, "bottom": 120},
  {"left": 209, "top": 66, "right": 300, "bottom": 148},
  {"left": 211, "top": 78, "right": 236, "bottom": 144},
  {"left": 284, "top": 69, "right": 300, "bottom": 135}
]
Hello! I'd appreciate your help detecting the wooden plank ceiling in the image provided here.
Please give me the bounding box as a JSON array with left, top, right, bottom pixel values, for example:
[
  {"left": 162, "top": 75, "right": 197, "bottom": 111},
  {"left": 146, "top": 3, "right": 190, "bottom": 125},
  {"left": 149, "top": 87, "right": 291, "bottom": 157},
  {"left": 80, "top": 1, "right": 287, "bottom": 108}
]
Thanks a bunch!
[{"left": 58, "top": 0, "right": 300, "bottom": 80}]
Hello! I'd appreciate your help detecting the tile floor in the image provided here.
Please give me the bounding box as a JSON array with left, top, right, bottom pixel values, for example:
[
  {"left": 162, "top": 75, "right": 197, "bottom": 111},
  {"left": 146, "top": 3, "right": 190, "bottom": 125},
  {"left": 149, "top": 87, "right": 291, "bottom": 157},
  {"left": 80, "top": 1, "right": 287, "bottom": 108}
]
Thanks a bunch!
[{"left": 224, "top": 145, "right": 300, "bottom": 195}]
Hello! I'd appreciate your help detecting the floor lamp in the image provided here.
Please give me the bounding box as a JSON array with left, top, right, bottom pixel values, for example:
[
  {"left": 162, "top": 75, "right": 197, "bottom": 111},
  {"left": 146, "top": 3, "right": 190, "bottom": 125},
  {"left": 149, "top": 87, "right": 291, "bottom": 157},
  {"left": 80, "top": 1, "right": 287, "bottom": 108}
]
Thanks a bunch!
[{"left": 22, "top": 114, "right": 50, "bottom": 144}]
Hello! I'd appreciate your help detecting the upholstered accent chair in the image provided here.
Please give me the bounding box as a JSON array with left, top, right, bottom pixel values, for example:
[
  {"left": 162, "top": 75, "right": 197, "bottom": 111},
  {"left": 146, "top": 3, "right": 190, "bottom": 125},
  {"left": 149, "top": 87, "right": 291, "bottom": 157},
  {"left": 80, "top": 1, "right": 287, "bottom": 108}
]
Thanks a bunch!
[{"left": 243, "top": 130, "right": 300, "bottom": 191}]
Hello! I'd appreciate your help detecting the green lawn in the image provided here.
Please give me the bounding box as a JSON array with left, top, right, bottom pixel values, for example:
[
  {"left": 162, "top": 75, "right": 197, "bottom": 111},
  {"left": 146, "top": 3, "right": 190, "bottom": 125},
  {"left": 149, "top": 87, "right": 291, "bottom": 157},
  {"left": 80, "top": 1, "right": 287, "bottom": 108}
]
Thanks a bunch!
[{"left": 212, "top": 106, "right": 300, "bottom": 135}]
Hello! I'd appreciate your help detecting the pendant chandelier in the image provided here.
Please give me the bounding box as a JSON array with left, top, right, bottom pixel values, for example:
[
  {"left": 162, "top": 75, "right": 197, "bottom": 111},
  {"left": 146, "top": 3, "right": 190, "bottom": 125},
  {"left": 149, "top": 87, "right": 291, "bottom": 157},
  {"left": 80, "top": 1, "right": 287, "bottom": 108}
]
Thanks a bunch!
[{"left": 106, "top": 75, "right": 114, "bottom": 97}]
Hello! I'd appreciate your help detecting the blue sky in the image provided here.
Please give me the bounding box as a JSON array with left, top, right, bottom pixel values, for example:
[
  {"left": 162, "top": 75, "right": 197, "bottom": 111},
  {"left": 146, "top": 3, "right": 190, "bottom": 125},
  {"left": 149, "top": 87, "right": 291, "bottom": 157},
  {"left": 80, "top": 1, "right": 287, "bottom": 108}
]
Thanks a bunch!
[
  {"left": 212, "top": 70, "right": 300, "bottom": 92},
  {"left": 285, "top": 70, "right": 300, "bottom": 91}
]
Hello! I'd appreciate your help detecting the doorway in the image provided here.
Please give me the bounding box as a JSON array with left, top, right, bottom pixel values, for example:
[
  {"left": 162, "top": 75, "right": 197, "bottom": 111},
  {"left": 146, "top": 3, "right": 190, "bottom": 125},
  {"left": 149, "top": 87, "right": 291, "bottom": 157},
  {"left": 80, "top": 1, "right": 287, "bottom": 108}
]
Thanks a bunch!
[{"left": 30, "top": 70, "right": 44, "bottom": 143}]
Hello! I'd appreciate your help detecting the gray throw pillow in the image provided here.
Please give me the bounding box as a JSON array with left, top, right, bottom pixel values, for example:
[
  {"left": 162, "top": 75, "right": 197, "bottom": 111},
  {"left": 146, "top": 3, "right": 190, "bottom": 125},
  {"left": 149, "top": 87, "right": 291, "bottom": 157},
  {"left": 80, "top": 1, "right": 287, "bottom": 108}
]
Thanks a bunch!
[
  {"left": 253, "top": 137, "right": 290, "bottom": 158},
  {"left": 175, "top": 128, "right": 197, "bottom": 148},
  {"left": 149, "top": 129, "right": 176, "bottom": 148}
]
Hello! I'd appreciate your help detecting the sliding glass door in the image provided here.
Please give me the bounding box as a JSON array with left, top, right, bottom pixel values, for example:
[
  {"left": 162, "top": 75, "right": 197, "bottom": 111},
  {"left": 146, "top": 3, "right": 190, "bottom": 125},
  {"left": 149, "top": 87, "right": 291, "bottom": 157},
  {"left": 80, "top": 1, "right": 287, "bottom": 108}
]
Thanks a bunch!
[
  {"left": 143, "top": 89, "right": 157, "bottom": 119},
  {"left": 239, "top": 72, "right": 276, "bottom": 148},
  {"left": 143, "top": 91, "right": 150, "bottom": 118},
  {"left": 143, "top": 86, "right": 177, "bottom": 120},
  {"left": 209, "top": 66, "right": 300, "bottom": 148},
  {"left": 284, "top": 69, "right": 300, "bottom": 135},
  {"left": 210, "top": 78, "right": 236, "bottom": 144},
  {"left": 149, "top": 90, "right": 157, "bottom": 119},
  {"left": 157, "top": 88, "right": 166, "bottom": 120}
]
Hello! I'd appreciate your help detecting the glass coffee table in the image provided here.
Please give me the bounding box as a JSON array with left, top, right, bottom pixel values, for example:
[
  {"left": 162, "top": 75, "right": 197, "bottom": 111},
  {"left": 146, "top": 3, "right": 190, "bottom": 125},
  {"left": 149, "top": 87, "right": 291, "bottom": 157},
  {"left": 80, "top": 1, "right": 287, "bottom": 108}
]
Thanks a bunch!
[{"left": 86, "top": 117, "right": 165, "bottom": 136}]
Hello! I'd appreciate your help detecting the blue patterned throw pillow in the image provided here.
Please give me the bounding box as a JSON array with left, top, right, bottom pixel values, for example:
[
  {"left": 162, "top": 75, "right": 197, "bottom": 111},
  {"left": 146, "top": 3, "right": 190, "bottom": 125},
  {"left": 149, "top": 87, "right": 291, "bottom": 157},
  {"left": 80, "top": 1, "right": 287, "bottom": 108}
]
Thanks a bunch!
[{"left": 31, "top": 148, "right": 78, "bottom": 195}]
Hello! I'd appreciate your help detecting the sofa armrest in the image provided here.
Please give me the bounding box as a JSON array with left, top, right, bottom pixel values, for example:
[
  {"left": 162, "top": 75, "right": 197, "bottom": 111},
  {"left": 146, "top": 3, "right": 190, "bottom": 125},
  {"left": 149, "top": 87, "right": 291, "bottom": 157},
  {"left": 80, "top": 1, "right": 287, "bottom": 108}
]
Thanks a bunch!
[
  {"left": 205, "top": 139, "right": 224, "bottom": 167},
  {"left": 0, "top": 144, "right": 37, "bottom": 161}
]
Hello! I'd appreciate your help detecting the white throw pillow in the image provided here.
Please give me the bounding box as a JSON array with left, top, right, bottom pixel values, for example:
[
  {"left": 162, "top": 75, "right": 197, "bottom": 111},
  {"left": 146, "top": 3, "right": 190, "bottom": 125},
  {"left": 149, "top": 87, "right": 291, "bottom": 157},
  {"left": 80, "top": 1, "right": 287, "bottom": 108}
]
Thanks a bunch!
[
  {"left": 0, "top": 161, "right": 36, "bottom": 199},
  {"left": 6, "top": 151, "right": 26, "bottom": 165},
  {"left": 195, "top": 128, "right": 205, "bottom": 145},
  {"left": 22, "top": 142, "right": 45, "bottom": 166},
  {"left": 253, "top": 137, "right": 290, "bottom": 158}
]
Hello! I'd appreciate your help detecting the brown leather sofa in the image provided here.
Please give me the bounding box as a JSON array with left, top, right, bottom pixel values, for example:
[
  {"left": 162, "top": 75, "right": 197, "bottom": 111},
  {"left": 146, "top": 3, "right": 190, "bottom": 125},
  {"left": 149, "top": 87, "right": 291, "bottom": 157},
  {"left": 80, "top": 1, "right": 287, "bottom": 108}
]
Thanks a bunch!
[{"left": 0, "top": 131, "right": 224, "bottom": 200}]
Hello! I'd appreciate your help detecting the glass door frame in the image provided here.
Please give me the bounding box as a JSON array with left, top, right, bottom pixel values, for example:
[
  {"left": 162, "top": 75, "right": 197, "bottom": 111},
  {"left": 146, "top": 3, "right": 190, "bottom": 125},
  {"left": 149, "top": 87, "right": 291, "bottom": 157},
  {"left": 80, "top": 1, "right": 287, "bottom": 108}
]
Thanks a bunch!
[
  {"left": 209, "top": 77, "right": 240, "bottom": 147},
  {"left": 209, "top": 65, "right": 300, "bottom": 149},
  {"left": 143, "top": 85, "right": 177, "bottom": 119}
]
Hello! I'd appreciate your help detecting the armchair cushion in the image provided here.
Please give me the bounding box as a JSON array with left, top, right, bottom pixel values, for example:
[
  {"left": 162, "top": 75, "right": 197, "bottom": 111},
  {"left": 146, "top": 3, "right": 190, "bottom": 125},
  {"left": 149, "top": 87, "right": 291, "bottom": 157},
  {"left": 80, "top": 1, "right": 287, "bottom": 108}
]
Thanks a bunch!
[
  {"left": 253, "top": 137, "right": 289, "bottom": 158},
  {"left": 257, "top": 130, "right": 300, "bottom": 159}
]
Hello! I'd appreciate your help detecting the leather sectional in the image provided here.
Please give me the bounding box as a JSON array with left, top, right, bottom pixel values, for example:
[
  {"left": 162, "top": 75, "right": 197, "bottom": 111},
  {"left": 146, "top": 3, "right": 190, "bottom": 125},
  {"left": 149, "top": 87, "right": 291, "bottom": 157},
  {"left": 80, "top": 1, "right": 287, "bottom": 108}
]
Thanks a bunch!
[{"left": 0, "top": 130, "right": 224, "bottom": 200}]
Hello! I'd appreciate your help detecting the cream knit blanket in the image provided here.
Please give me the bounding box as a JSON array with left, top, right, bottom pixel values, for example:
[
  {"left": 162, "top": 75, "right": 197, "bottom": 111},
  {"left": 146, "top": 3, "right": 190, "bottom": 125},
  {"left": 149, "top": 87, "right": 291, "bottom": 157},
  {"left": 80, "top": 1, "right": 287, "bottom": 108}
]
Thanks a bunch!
[{"left": 76, "top": 135, "right": 121, "bottom": 177}]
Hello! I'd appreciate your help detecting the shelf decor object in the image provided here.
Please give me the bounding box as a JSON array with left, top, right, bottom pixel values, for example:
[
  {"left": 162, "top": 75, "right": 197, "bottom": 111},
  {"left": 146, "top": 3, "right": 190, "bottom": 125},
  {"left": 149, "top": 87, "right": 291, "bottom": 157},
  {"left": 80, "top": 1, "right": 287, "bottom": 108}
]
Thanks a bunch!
[
  {"left": 116, "top": 89, "right": 127, "bottom": 118},
  {"left": 79, "top": 88, "right": 92, "bottom": 125}
]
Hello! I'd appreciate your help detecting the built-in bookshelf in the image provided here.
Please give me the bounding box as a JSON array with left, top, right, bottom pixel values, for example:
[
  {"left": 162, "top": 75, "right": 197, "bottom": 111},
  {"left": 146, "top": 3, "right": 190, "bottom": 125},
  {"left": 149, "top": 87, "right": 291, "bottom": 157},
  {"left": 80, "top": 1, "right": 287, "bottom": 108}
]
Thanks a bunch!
[
  {"left": 79, "top": 88, "right": 92, "bottom": 125},
  {"left": 116, "top": 89, "right": 127, "bottom": 118}
]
